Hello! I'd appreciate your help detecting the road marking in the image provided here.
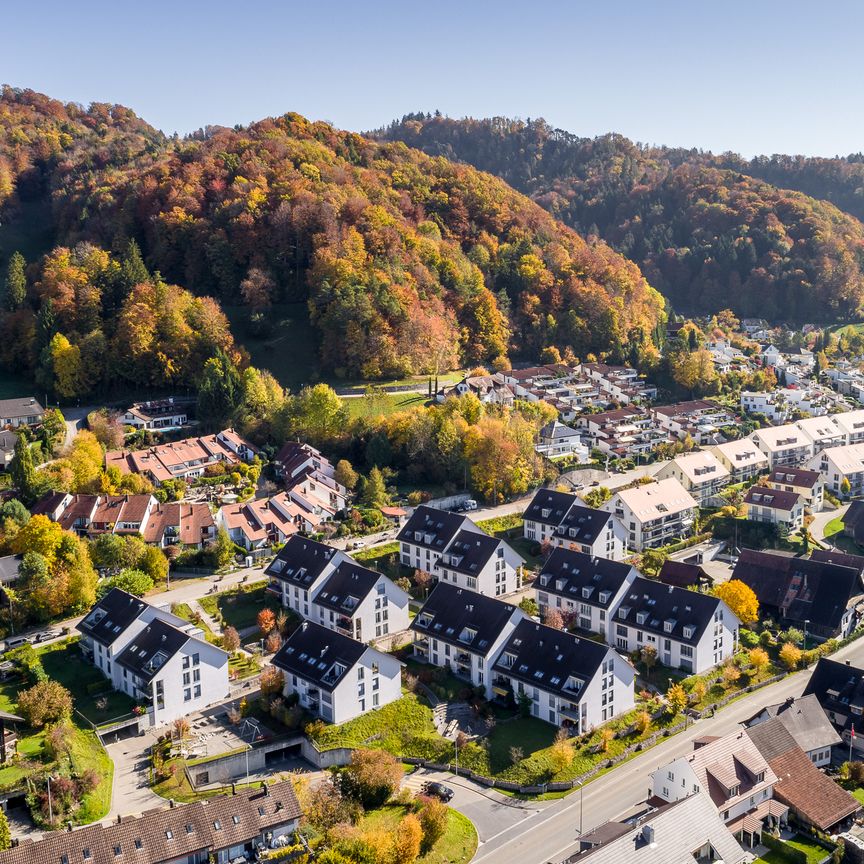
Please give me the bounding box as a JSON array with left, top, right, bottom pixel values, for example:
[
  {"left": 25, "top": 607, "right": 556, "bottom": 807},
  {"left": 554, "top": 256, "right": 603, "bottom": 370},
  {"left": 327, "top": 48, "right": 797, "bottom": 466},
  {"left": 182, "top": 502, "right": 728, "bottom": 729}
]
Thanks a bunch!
[{"left": 475, "top": 807, "right": 540, "bottom": 846}]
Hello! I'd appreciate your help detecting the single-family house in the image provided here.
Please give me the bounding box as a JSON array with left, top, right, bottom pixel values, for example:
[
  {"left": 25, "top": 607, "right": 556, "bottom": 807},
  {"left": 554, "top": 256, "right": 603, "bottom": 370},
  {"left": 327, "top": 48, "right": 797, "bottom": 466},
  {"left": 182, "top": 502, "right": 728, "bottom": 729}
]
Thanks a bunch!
[
  {"left": 0, "top": 430, "right": 17, "bottom": 470},
  {"left": 803, "top": 657, "right": 864, "bottom": 755},
  {"left": 121, "top": 398, "right": 191, "bottom": 431},
  {"left": 536, "top": 420, "right": 589, "bottom": 461},
  {"left": 0, "top": 397, "right": 43, "bottom": 428}
]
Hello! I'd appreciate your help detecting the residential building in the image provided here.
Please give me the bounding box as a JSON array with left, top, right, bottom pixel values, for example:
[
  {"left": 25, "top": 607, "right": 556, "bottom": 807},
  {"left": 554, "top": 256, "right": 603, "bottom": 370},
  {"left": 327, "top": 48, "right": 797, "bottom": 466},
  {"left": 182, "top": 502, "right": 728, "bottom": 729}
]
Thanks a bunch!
[
  {"left": 446, "top": 372, "right": 515, "bottom": 406},
  {"left": 218, "top": 492, "right": 321, "bottom": 550},
  {"left": 0, "top": 555, "right": 21, "bottom": 587},
  {"left": 743, "top": 486, "right": 804, "bottom": 534},
  {"left": 76, "top": 588, "right": 229, "bottom": 727},
  {"left": 831, "top": 408, "right": 864, "bottom": 445},
  {"left": 651, "top": 399, "right": 734, "bottom": 445},
  {"left": 803, "top": 657, "right": 864, "bottom": 755},
  {"left": 535, "top": 548, "right": 638, "bottom": 638},
  {"left": 750, "top": 423, "right": 815, "bottom": 468},
  {"left": 580, "top": 362, "right": 657, "bottom": 404},
  {"left": 808, "top": 443, "right": 864, "bottom": 497},
  {"left": 649, "top": 729, "right": 782, "bottom": 846},
  {"left": 0, "top": 397, "right": 43, "bottom": 429},
  {"left": 0, "top": 429, "right": 17, "bottom": 470},
  {"left": 655, "top": 450, "right": 730, "bottom": 503},
  {"left": 264, "top": 536, "right": 409, "bottom": 641},
  {"left": 536, "top": 420, "right": 589, "bottom": 461},
  {"left": 271, "top": 621, "right": 401, "bottom": 724},
  {"left": 397, "top": 505, "right": 522, "bottom": 595},
  {"left": 562, "top": 792, "right": 749, "bottom": 864},
  {"left": 0, "top": 780, "right": 301, "bottom": 864},
  {"left": 577, "top": 407, "right": 668, "bottom": 459},
  {"left": 844, "top": 500, "right": 864, "bottom": 546},
  {"left": 433, "top": 528, "right": 522, "bottom": 596},
  {"left": 766, "top": 466, "right": 824, "bottom": 510},
  {"left": 105, "top": 429, "right": 256, "bottom": 485},
  {"left": 745, "top": 718, "right": 859, "bottom": 833},
  {"left": 710, "top": 438, "right": 769, "bottom": 482},
  {"left": 602, "top": 478, "right": 697, "bottom": 551},
  {"left": 741, "top": 388, "right": 832, "bottom": 422},
  {"left": 523, "top": 489, "right": 627, "bottom": 560},
  {"left": 491, "top": 619, "right": 634, "bottom": 730},
  {"left": 744, "top": 694, "right": 841, "bottom": 767},
  {"left": 410, "top": 583, "right": 525, "bottom": 699},
  {"left": 31, "top": 492, "right": 216, "bottom": 548},
  {"left": 795, "top": 415, "right": 845, "bottom": 452},
  {"left": 610, "top": 577, "right": 739, "bottom": 673},
  {"left": 120, "top": 397, "right": 191, "bottom": 430},
  {"left": 731, "top": 549, "right": 863, "bottom": 640}
]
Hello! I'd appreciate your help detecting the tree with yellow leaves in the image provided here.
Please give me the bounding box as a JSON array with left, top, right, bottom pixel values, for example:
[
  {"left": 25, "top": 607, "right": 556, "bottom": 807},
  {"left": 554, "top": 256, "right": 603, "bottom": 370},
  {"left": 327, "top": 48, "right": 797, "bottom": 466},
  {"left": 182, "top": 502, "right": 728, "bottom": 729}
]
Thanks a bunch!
[
  {"left": 666, "top": 683, "right": 688, "bottom": 716},
  {"left": 714, "top": 580, "right": 759, "bottom": 626},
  {"left": 779, "top": 642, "right": 802, "bottom": 671}
]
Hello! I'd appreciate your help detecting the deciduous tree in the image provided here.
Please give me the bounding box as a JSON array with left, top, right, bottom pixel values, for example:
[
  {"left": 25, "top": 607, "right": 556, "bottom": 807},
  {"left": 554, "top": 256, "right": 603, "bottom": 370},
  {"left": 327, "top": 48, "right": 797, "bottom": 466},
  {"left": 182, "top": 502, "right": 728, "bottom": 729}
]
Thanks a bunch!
[{"left": 714, "top": 580, "right": 759, "bottom": 626}]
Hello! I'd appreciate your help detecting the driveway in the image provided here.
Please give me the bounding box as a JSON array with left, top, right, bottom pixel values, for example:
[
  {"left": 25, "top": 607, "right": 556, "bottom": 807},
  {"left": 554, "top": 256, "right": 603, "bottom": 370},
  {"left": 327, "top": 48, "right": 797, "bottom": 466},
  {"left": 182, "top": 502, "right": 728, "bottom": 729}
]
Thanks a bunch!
[
  {"left": 402, "top": 766, "right": 542, "bottom": 846},
  {"left": 103, "top": 730, "right": 164, "bottom": 823}
]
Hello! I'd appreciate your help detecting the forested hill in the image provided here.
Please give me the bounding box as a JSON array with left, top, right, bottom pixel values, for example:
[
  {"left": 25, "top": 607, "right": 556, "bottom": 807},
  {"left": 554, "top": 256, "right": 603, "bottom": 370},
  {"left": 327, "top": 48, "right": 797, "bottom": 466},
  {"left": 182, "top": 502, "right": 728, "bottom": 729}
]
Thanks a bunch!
[
  {"left": 0, "top": 90, "right": 667, "bottom": 380},
  {"left": 376, "top": 114, "right": 864, "bottom": 323}
]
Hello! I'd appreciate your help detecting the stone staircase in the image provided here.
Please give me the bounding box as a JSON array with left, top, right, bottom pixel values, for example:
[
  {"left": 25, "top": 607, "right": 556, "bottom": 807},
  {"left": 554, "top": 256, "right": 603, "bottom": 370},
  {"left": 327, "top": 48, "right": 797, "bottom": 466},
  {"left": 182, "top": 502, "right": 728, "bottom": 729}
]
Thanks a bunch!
[{"left": 433, "top": 702, "right": 478, "bottom": 738}]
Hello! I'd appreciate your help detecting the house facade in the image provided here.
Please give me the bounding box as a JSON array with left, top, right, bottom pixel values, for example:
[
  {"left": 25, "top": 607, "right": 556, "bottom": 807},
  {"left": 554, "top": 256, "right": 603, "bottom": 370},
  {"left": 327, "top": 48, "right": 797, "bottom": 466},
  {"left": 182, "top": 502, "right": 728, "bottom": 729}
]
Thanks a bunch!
[
  {"left": 609, "top": 577, "right": 739, "bottom": 673},
  {"left": 750, "top": 424, "right": 815, "bottom": 468},
  {"left": 808, "top": 443, "right": 864, "bottom": 497},
  {"left": 710, "top": 438, "right": 769, "bottom": 482},
  {"left": 655, "top": 451, "right": 730, "bottom": 503},
  {"left": 602, "top": 477, "right": 697, "bottom": 551},
  {"left": 0, "top": 397, "right": 44, "bottom": 428},
  {"left": 743, "top": 486, "right": 804, "bottom": 534},
  {"left": 76, "top": 588, "right": 229, "bottom": 727},
  {"left": 272, "top": 621, "right": 401, "bottom": 724},
  {"left": 121, "top": 398, "right": 191, "bottom": 430},
  {"left": 766, "top": 466, "right": 824, "bottom": 510}
]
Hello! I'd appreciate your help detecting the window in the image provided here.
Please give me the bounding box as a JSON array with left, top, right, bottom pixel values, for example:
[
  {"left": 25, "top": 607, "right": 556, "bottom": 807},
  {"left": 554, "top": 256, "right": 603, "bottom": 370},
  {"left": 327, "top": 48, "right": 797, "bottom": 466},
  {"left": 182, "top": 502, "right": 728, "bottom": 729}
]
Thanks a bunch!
[
  {"left": 134, "top": 840, "right": 143, "bottom": 850},
  {"left": 232, "top": 815, "right": 240, "bottom": 825},
  {"left": 182, "top": 656, "right": 190, "bottom": 669},
  {"left": 165, "top": 830, "right": 173, "bottom": 839},
  {"left": 213, "top": 820, "right": 222, "bottom": 830},
  {"left": 194, "top": 684, "right": 201, "bottom": 698},
  {"left": 184, "top": 688, "right": 191, "bottom": 702},
  {"left": 183, "top": 672, "right": 190, "bottom": 685}
]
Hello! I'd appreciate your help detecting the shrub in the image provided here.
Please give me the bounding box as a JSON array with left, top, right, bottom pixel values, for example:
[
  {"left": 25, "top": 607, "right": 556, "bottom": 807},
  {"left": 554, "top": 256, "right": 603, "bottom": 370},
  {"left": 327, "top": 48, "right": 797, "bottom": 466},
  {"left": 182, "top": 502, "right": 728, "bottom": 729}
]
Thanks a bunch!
[
  {"left": 779, "top": 642, "right": 802, "bottom": 671},
  {"left": 17, "top": 680, "right": 73, "bottom": 728},
  {"left": 419, "top": 796, "right": 448, "bottom": 854},
  {"left": 341, "top": 749, "right": 403, "bottom": 808},
  {"left": 666, "top": 683, "right": 688, "bottom": 716}
]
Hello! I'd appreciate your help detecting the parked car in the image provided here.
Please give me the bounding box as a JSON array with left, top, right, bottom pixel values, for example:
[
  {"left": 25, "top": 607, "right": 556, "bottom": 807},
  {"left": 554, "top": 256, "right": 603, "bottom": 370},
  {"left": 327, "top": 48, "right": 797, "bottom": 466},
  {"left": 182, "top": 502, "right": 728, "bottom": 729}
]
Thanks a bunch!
[
  {"left": 423, "top": 781, "right": 454, "bottom": 802},
  {"left": 463, "top": 499, "right": 478, "bottom": 511}
]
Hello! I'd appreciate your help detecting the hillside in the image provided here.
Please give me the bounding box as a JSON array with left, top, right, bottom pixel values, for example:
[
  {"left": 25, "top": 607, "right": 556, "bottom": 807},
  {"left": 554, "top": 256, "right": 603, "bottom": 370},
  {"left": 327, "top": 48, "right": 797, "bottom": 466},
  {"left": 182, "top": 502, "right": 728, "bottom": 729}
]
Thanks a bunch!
[{"left": 377, "top": 115, "right": 864, "bottom": 322}]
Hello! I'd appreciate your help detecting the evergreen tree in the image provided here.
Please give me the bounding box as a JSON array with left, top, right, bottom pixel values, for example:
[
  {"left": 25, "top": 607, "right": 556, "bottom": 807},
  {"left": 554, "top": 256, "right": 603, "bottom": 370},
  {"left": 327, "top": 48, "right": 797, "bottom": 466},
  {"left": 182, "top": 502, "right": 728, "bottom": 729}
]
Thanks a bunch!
[
  {"left": 2, "top": 252, "right": 27, "bottom": 311},
  {"left": 197, "top": 350, "right": 242, "bottom": 429},
  {"left": 36, "top": 298, "right": 56, "bottom": 350},
  {"left": 9, "top": 431, "right": 36, "bottom": 504},
  {"left": 361, "top": 466, "right": 389, "bottom": 509},
  {"left": 0, "top": 805, "right": 11, "bottom": 850},
  {"left": 119, "top": 239, "right": 150, "bottom": 295}
]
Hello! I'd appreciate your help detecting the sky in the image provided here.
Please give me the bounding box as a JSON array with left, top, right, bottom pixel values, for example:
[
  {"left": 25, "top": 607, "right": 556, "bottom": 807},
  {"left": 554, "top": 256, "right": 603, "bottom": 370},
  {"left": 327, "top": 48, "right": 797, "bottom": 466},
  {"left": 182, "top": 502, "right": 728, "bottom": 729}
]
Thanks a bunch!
[{"left": 4, "top": 0, "right": 863, "bottom": 157}]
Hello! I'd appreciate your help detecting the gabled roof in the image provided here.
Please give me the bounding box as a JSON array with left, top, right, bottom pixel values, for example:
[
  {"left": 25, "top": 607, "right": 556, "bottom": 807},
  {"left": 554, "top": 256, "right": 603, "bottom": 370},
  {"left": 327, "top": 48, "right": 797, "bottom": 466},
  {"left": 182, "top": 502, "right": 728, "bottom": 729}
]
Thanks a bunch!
[
  {"left": 810, "top": 548, "right": 864, "bottom": 575},
  {"left": 743, "top": 485, "right": 801, "bottom": 512},
  {"left": 0, "top": 555, "right": 21, "bottom": 586},
  {"left": 115, "top": 618, "right": 191, "bottom": 682},
  {"left": 438, "top": 529, "right": 503, "bottom": 576},
  {"left": 523, "top": 488, "right": 577, "bottom": 526},
  {"left": 611, "top": 478, "right": 697, "bottom": 521},
  {"left": 396, "top": 505, "right": 469, "bottom": 552},
  {"left": 271, "top": 621, "right": 367, "bottom": 691},
  {"left": 768, "top": 466, "right": 821, "bottom": 488},
  {"left": 537, "top": 548, "right": 634, "bottom": 608},
  {"left": 652, "top": 399, "right": 720, "bottom": 417},
  {"left": 0, "top": 397, "right": 43, "bottom": 418},
  {"left": 845, "top": 500, "right": 864, "bottom": 545},
  {"left": 731, "top": 549, "right": 860, "bottom": 634},
  {"left": 313, "top": 561, "right": 382, "bottom": 615},
  {"left": 802, "top": 657, "right": 864, "bottom": 735},
  {"left": 747, "top": 718, "right": 859, "bottom": 830},
  {"left": 76, "top": 587, "right": 147, "bottom": 647},
  {"left": 0, "top": 429, "right": 17, "bottom": 452},
  {"left": 539, "top": 420, "right": 579, "bottom": 440},
  {"left": 614, "top": 576, "right": 727, "bottom": 644},
  {"left": 744, "top": 694, "right": 841, "bottom": 755},
  {"left": 562, "top": 793, "right": 748, "bottom": 864},
  {"left": 264, "top": 535, "right": 339, "bottom": 586},
  {"left": 656, "top": 560, "right": 713, "bottom": 589},
  {"left": 492, "top": 620, "right": 614, "bottom": 699},
  {"left": 554, "top": 503, "right": 612, "bottom": 545},
  {"left": 411, "top": 582, "right": 522, "bottom": 655}
]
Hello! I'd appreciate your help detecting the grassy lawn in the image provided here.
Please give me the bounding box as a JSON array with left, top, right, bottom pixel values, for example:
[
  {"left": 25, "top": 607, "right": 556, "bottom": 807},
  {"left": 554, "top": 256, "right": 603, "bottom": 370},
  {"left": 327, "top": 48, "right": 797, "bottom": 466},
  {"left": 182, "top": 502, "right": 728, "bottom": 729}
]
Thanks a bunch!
[
  {"left": 358, "top": 804, "right": 477, "bottom": 864},
  {"left": 171, "top": 602, "right": 221, "bottom": 645},
  {"left": 850, "top": 785, "right": 864, "bottom": 806},
  {"left": 198, "top": 581, "right": 274, "bottom": 632},
  {"left": 38, "top": 639, "right": 137, "bottom": 726},
  {"left": 342, "top": 392, "right": 429, "bottom": 420},
  {"left": 476, "top": 515, "right": 523, "bottom": 535},
  {"left": 229, "top": 654, "right": 261, "bottom": 679},
  {"left": 754, "top": 834, "right": 831, "bottom": 864},
  {"left": 68, "top": 726, "right": 114, "bottom": 823},
  {"left": 485, "top": 718, "right": 558, "bottom": 774},
  {"left": 824, "top": 516, "right": 845, "bottom": 539}
]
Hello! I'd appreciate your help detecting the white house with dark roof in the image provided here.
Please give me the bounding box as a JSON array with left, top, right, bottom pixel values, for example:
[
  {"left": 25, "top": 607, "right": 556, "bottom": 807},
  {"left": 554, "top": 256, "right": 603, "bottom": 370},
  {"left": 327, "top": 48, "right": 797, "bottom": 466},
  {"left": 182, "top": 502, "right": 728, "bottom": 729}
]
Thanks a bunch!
[
  {"left": 602, "top": 478, "right": 697, "bottom": 551},
  {"left": 0, "top": 397, "right": 44, "bottom": 429},
  {"left": 410, "top": 583, "right": 525, "bottom": 698},
  {"left": 523, "top": 488, "right": 626, "bottom": 560},
  {"left": 710, "top": 438, "right": 769, "bottom": 482},
  {"left": 264, "top": 536, "right": 409, "bottom": 641},
  {"left": 609, "top": 577, "right": 739, "bottom": 673},
  {"left": 271, "top": 621, "right": 401, "bottom": 724},
  {"left": 655, "top": 450, "right": 730, "bottom": 503},
  {"left": 743, "top": 486, "right": 804, "bottom": 533},
  {"left": 535, "top": 548, "right": 638, "bottom": 638},
  {"left": 491, "top": 619, "right": 634, "bottom": 730},
  {"left": 397, "top": 505, "right": 480, "bottom": 572},
  {"left": 76, "top": 588, "right": 229, "bottom": 727},
  {"left": 766, "top": 465, "right": 823, "bottom": 510},
  {"left": 535, "top": 420, "right": 589, "bottom": 461}
]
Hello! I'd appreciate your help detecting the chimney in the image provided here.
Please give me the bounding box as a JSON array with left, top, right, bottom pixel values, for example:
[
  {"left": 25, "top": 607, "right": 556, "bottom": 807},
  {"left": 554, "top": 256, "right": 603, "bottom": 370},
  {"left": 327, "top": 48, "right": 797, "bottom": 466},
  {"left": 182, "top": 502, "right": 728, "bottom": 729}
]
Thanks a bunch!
[
  {"left": 67, "top": 823, "right": 73, "bottom": 832},
  {"left": 262, "top": 781, "right": 269, "bottom": 796},
  {"left": 231, "top": 782, "right": 236, "bottom": 796},
  {"left": 848, "top": 660, "right": 852, "bottom": 666},
  {"left": 169, "top": 799, "right": 175, "bottom": 808},
  {"left": 642, "top": 824, "right": 655, "bottom": 844}
]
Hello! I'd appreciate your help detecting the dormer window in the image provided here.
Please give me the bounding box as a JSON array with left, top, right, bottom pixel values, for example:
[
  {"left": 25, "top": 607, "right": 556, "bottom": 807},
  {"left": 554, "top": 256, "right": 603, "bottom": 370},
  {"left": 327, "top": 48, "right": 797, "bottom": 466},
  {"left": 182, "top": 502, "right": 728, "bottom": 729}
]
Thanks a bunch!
[
  {"left": 599, "top": 591, "right": 610, "bottom": 604},
  {"left": 636, "top": 611, "right": 648, "bottom": 625},
  {"left": 618, "top": 606, "right": 630, "bottom": 619},
  {"left": 582, "top": 586, "right": 593, "bottom": 599},
  {"left": 664, "top": 620, "right": 676, "bottom": 633},
  {"left": 459, "top": 627, "right": 477, "bottom": 644},
  {"left": 682, "top": 625, "right": 694, "bottom": 639}
]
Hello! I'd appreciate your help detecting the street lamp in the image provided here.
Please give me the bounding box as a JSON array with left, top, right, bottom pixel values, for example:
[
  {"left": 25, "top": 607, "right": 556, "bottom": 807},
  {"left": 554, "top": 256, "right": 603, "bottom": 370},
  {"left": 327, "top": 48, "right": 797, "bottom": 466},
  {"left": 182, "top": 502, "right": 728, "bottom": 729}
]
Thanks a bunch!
[{"left": 576, "top": 778, "right": 584, "bottom": 836}]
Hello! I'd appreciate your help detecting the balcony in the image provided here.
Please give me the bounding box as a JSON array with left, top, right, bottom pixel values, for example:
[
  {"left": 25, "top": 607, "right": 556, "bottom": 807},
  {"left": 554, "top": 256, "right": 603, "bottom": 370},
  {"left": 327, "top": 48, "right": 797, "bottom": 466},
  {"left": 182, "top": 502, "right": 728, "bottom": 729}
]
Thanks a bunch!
[
  {"left": 560, "top": 704, "right": 581, "bottom": 721},
  {"left": 266, "top": 581, "right": 282, "bottom": 595},
  {"left": 335, "top": 616, "right": 354, "bottom": 637},
  {"left": 491, "top": 677, "right": 510, "bottom": 697}
]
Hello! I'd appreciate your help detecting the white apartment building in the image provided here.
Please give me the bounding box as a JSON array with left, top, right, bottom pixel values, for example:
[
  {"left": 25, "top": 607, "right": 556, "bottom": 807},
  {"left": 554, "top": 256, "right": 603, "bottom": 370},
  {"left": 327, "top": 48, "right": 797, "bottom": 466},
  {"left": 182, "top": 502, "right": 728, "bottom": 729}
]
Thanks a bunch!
[
  {"left": 710, "top": 438, "right": 769, "bottom": 482},
  {"left": 410, "top": 583, "right": 525, "bottom": 699},
  {"left": 832, "top": 409, "right": 864, "bottom": 445},
  {"left": 272, "top": 621, "right": 402, "bottom": 724},
  {"left": 602, "top": 477, "right": 697, "bottom": 551},
  {"left": 655, "top": 451, "right": 730, "bottom": 503},
  {"left": 491, "top": 620, "right": 635, "bottom": 730},
  {"left": 264, "top": 536, "right": 409, "bottom": 642},
  {"left": 609, "top": 577, "right": 739, "bottom": 674},
  {"left": 766, "top": 466, "right": 824, "bottom": 511},
  {"left": 743, "top": 486, "right": 804, "bottom": 534},
  {"left": 808, "top": 443, "right": 864, "bottom": 497},
  {"left": 76, "top": 588, "right": 229, "bottom": 728},
  {"left": 750, "top": 424, "right": 815, "bottom": 468},
  {"left": 741, "top": 388, "right": 831, "bottom": 422},
  {"left": 535, "top": 547, "right": 639, "bottom": 637}
]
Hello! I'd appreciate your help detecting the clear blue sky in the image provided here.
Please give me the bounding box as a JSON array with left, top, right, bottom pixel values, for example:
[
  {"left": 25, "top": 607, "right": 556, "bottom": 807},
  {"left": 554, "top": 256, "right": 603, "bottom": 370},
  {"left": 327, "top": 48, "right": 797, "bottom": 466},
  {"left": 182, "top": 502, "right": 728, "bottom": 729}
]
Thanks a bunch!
[{"left": 5, "top": 0, "right": 863, "bottom": 157}]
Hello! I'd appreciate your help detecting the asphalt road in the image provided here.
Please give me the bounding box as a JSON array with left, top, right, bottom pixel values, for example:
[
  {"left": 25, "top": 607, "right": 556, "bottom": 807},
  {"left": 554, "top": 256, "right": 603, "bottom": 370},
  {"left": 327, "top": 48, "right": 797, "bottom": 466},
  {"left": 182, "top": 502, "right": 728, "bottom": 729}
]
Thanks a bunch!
[{"left": 464, "top": 633, "right": 864, "bottom": 864}]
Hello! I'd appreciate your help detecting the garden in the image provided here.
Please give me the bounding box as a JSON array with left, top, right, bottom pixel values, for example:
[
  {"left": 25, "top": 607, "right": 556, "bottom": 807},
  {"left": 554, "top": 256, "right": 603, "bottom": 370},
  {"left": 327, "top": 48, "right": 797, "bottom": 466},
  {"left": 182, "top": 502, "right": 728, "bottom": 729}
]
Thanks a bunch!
[{"left": 198, "top": 580, "right": 278, "bottom": 632}]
